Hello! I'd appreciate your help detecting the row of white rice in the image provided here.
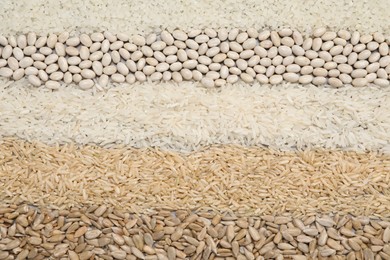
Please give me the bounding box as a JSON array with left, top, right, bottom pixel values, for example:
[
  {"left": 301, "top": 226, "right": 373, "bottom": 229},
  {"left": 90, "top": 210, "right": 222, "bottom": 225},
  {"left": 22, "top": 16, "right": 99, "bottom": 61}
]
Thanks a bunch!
[
  {"left": 1, "top": 78, "right": 389, "bottom": 153},
  {"left": 1, "top": 0, "right": 388, "bottom": 36}
]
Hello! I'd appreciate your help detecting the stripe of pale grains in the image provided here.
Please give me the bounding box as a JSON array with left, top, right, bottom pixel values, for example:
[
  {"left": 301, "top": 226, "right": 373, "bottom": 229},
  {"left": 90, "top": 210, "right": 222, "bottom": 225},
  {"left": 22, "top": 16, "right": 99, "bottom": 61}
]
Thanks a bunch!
[
  {"left": 0, "top": 0, "right": 388, "bottom": 35},
  {"left": 0, "top": 138, "right": 389, "bottom": 218}
]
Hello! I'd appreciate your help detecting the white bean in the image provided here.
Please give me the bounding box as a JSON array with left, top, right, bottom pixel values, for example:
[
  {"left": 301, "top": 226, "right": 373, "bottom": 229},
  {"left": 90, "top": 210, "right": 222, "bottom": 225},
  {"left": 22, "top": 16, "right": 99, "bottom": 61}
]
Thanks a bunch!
[
  {"left": 365, "top": 72, "right": 377, "bottom": 83},
  {"left": 123, "top": 43, "right": 137, "bottom": 52},
  {"left": 91, "top": 32, "right": 105, "bottom": 42},
  {"left": 298, "top": 75, "right": 313, "bottom": 84},
  {"left": 98, "top": 74, "right": 109, "bottom": 87},
  {"left": 55, "top": 42, "right": 66, "bottom": 57},
  {"left": 301, "top": 66, "right": 313, "bottom": 75},
  {"left": 35, "top": 36, "right": 47, "bottom": 48},
  {"left": 352, "top": 78, "right": 367, "bottom": 87},
  {"left": 302, "top": 38, "right": 313, "bottom": 50},
  {"left": 23, "top": 46, "right": 37, "bottom": 56},
  {"left": 266, "top": 47, "right": 277, "bottom": 58},
  {"left": 312, "top": 38, "right": 322, "bottom": 51},
  {"left": 328, "top": 77, "right": 343, "bottom": 87},
  {"left": 183, "top": 60, "right": 197, "bottom": 69},
  {"left": 103, "top": 65, "right": 117, "bottom": 75},
  {"left": 295, "top": 56, "right": 310, "bottom": 66},
  {"left": 162, "top": 71, "right": 171, "bottom": 81},
  {"left": 271, "top": 56, "right": 282, "bottom": 66},
  {"left": 374, "top": 78, "right": 390, "bottom": 87},
  {"left": 324, "top": 61, "right": 337, "bottom": 70},
  {"left": 329, "top": 45, "right": 343, "bottom": 56},
  {"left": 81, "top": 69, "right": 96, "bottom": 79},
  {"left": 0, "top": 59, "right": 6, "bottom": 68},
  {"left": 166, "top": 55, "right": 177, "bottom": 64},
  {"left": 248, "top": 55, "right": 260, "bottom": 67},
  {"left": 186, "top": 39, "right": 199, "bottom": 50},
  {"left": 338, "top": 30, "right": 351, "bottom": 40},
  {"left": 201, "top": 77, "right": 214, "bottom": 87},
  {"left": 269, "top": 75, "right": 283, "bottom": 84},
  {"left": 111, "top": 51, "right": 121, "bottom": 64},
  {"left": 25, "top": 66, "right": 38, "bottom": 75},
  {"left": 286, "top": 64, "right": 300, "bottom": 73},
  {"left": 217, "top": 28, "right": 228, "bottom": 41},
  {"left": 151, "top": 41, "right": 166, "bottom": 51},
  {"left": 172, "top": 71, "right": 182, "bottom": 83},
  {"left": 135, "top": 71, "right": 146, "bottom": 82},
  {"left": 281, "top": 37, "right": 294, "bottom": 47},
  {"left": 102, "top": 53, "right": 112, "bottom": 66},
  {"left": 180, "top": 68, "right": 192, "bottom": 80},
  {"left": 58, "top": 32, "right": 69, "bottom": 43},
  {"left": 270, "top": 31, "right": 280, "bottom": 46},
  {"left": 45, "top": 80, "right": 60, "bottom": 89},
  {"left": 16, "top": 35, "right": 27, "bottom": 49},
  {"left": 45, "top": 64, "right": 59, "bottom": 74},
  {"left": 45, "top": 54, "right": 58, "bottom": 65},
  {"left": 379, "top": 56, "right": 390, "bottom": 67},
  {"left": 291, "top": 45, "right": 304, "bottom": 56},
  {"left": 278, "top": 46, "right": 292, "bottom": 57},
  {"left": 283, "top": 72, "right": 299, "bottom": 82},
  {"left": 26, "top": 33, "right": 36, "bottom": 46},
  {"left": 49, "top": 71, "right": 63, "bottom": 81},
  {"left": 160, "top": 31, "right": 174, "bottom": 46},
  {"left": 240, "top": 73, "right": 254, "bottom": 83},
  {"left": 0, "top": 67, "right": 13, "bottom": 77},
  {"left": 79, "top": 34, "right": 92, "bottom": 47},
  {"left": 170, "top": 62, "right": 182, "bottom": 72},
  {"left": 28, "top": 74, "right": 41, "bottom": 87},
  {"left": 117, "top": 48, "right": 130, "bottom": 60},
  {"left": 150, "top": 72, "right": 162, "bottom": 81},
  {"left": 312, "top": 76, "right": 327, "bottom": 85},
  {"left": 354, "top": 60, "right": 368, "bottom": 69},
  {"left": 172, "top": 30, "right": 187, "bottom": 41},
  {"left": 146, "top": 57, "right": 158, "bottom": 66},
  {"left": 66, "top": 46, "right": 79, "bottom": 56},
  {"left": 103, "top": 31, "right": 117, "bottom": 42},
  {"left": 292, "top": 31, "right": 303, "bottom": 45},
  {"left": 143, "top": 65, "right": 155, "bottom": 76},
  {"left": 350, "top": 32, "right": 360, "bottom": 45},
  {"left": 111, "top": 73, "right": 125, "bottom": 83},
  {"left": 321, "top": 31, "right": 336, "bottom": 41},
  {"left": 2, "top": 45, "right": 12, "bottom": 59},
  {"left": 192, "top": 70, "right": 202, "bottom": 81},
  {"left": 34, "top": 61, "right": 47, "bottom": 70},
  {"left": 339, "top": 73, "right": 352, "bottom": 84},
  {"left": 68, "top": 65, "right": 81, "bottom": 74},
  {"left": 195, "top": 35, "right": 209, "bottom": 44},
  {"left": 274, "top": 65, "right": 285, "bottom": 75},
  {"left": 240, "top": 50, "right": 254, "bottom": 59},
  {"left": 313, "top": 68, "right": 328, "bottom": 77},
  {"left": 366, "top": 62, "right": 380, "bottom": 73},
  {"left": 79, "top": 79, "right": 95, "bottom": 89},
  {"left": 110, "top": 41, "right": 123, "bottom": 51},
  {"left": 7, "top": 57, "right": 19, "bottom": 70},
  {"left": 92, "top": 61, "right": 103, "bottom": 75},
  {"left": 207, "top": 38, "right": 220, "bottom": 48},
  {"left": 126, "top": 74, "right": 136, "bottom": 84}
]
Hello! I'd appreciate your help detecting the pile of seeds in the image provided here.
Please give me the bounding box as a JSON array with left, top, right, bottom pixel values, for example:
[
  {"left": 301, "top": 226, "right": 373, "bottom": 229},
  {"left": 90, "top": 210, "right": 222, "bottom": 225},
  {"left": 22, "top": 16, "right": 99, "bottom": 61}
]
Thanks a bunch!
[
  {"left": 0, "top": 28, "right": 389, "bottom": 89},
  {"left": 0, "top": 203, "right": 389, "bottom": 260},
  {"left": 1, "top": 139, "right": 390, "bottom": 218}
]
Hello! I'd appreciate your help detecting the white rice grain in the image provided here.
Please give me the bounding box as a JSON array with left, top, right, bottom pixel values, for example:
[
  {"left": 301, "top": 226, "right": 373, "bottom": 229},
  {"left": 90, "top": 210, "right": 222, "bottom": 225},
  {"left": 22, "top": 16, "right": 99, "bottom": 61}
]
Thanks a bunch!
[
  {"left": 0, "top": 79, "right": 389, "bottom": 153},
  {"left": 0, "top": 0, "right": 389, "bottom": 36}
]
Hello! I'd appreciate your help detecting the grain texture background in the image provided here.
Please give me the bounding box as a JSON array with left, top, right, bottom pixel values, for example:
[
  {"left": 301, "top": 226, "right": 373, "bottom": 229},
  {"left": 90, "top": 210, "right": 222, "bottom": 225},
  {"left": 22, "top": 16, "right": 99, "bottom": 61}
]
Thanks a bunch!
[{"left": 0, "top": 0, "right": 389, "bottom": 35}]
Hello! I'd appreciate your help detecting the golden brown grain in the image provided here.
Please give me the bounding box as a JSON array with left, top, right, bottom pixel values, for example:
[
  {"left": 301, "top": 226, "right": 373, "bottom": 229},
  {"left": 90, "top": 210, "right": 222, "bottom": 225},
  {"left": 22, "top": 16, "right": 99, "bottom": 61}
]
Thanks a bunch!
[{"left": 0, "top": 138, "right": 389, "bottom": 218}]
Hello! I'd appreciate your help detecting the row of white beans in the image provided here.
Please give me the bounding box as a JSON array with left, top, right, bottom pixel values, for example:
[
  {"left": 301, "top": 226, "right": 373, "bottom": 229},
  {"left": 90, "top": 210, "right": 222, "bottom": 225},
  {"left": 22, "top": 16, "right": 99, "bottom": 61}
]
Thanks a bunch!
[{"left": 0, "top": 28, "right": 390, "bottom": 89}]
